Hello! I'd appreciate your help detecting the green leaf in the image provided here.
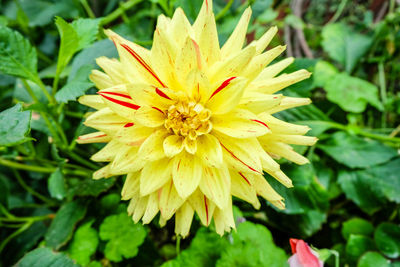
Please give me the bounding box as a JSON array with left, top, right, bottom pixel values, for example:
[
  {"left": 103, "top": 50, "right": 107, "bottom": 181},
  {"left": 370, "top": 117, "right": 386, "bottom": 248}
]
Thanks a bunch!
[
  {"left": 71, "top": 18, "right": 101, "bottom": 50},
  {"left": 313, "top": 60, "right": 339, "bottom": 88},
  {"left": 55, "top": 65, "right": 93, "bottom": 103},
  {"left": 342, "top": 218, "right": 374, "bottom": 240},
  {"left": 322, "top": 23, "right": 373, "bottom": 73},
  {"left": 0, "top": 103, "right": 32, "bottom": 147},
  {"left": 357, "top": 252, "right": 390, "bottom": 267},
  {"left": 374, "top": 223, "right": 400, "bottom": 259},
  {"left": 162, "top": 228, "right": 229, "bottom": 267},
  {"left": 99, "top": 212, "right": 146, "bottom": 262},
  {"left": 48, "top": 168, "right": 66, "bottom": 200},
  {"left": 346, "top": 234, "right": 375, "bottom": 263},
  {"left": 68, "top": 221, "right": 99, "bottom": 266},
  {"left": 55, "top": 16, "right": 79, "bottom": 76},
  {"left": 319, "top": 132, "right": 397, "bottom": 168},
  {"left": 325, "top": 73, "right": 383, "bottom": 112},
  {"left": 216, "top": 222, "right": 288, "bottom": 267},
  {"left": 338, "top": 158, "right": 400, "bottom": 213},
  {"left": 68, "top": 177, "right": 115, "bottom": 198},
  {"left": 0, "top": 26, "right": 38, "bottom": 80},
  {"left": 16, "top": 247, "right": 79, "bottom": 267},
  {"left": 45, "top": 200, "right": 87, "bottom": 250}
]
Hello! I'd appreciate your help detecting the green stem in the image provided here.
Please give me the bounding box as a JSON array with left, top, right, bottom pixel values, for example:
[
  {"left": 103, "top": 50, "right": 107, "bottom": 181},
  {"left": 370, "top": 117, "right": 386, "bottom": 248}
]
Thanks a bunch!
[
  {"left": 0, "top": 222, "right": 32, "bottom": 253},
  {"left": 176, "top": 235, "right": 181, "bottom": 256},
  {"left": 12, "top": 169, "right": 57, "bottom": 205},
  {"left": 0, "top": 158, "right": 91, "bottom": 177},
  {"left": 216, "top": 0, "right": 234, "bottom": 21},
  {"left": 32, "top": 76, "right": 56, "bottom": 105},
  {"left": 378, "top": 61, "right": 387, "bottom": 128},
  {"left": 0, "top": 203, "right": 15, "bottom": 219},
  {"left": 100, "top": 0, "right": 144, "bottom": 26},
  {"left": 80, "top": 0, "right": 96, "bottom": 18},
  {"left": 327, "top": 0, "right": 348, "bottom": 24},
  {"left": 63, "top": 150, "right": 98, "bottom": 170}
]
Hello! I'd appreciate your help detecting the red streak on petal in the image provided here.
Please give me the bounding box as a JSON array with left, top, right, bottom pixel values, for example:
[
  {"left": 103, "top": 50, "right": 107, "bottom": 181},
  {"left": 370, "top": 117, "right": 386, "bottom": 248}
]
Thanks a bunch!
[
  {"left": 204, "top": 196, "right": 209, "bottom": 224},
  {"left": 120, "top": 43, "right": 166, "bottom": 87},
  {"left": 155, "top": 88, "right": 171, "bottom": 100},
  {"left": 252, "top": 119, "right": 270, "bottom": 129},
  {"left": 238, "top": 172, "right": 251, "bottom": 186},
  {"left": 78, "top": 133, "right": 107, "bottom": 140},
  {"left": 192, "top": 39, "right": 202, "bottom": 69},
  {"left": 124, "top": 123, "right": 134, "bottom": 127},
  {"left": 209, "top": 77, "right": 236, "bottom": 99},
  {"left": 99, "top": 91, "right": 132, "bottom": 99},
  {"left": 99, "top": 93, "right": 140, "bottom": 110},
  {"left": 152, "top": 107, "right": 165, "bottom": 114},
  {"left": 219, "top": 142, "right": 261, "bottom": 173}
]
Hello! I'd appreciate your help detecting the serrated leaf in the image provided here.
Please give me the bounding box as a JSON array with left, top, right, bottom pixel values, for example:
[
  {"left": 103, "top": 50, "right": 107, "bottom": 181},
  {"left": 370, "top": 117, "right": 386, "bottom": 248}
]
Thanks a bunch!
[
  {"left": 71, "top": 18, "right": 101, "bottom": 50},
  {"left": 68, "top": 177, "right": 115, "bottom": 198},
  {"left": 99, "top": 212, "right": 146, "bottom": 262},
  {"left": 322, "top": 23, "right": 373, "bottom": 73},
  {"left": 55, "top": 16, "right": 79, "bottom": 76},
  {"left": 319, "top": 132, "right": 397, "bottom": 168},
  {"left": 0, "top": 26, "right": 38, "bottom": 80},
  {"left": 48, "top": 168, "right": 66, "bottom": 200},
  {"left": 17, "top": 247, "right": 79, "bottom": 267},
  {"left": 324, "top": 73, "right": 383, "bottom": 112},
  {"left": 68, "top": 221, "right": 99, "bottom": 265},
  {"left": 0, "top": 103, "right": 32, "bottom": 146},
  {"left": 55, "top": 65, "right": 93, "bottom": 103},
  {"left": 45, "top": 200, "right": 87, "bottom": 250}
]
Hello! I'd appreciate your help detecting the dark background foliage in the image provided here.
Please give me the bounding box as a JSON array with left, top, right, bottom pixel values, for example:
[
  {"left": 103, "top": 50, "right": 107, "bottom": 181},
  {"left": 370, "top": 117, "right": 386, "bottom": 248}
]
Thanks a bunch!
[{"left": 0, "top": 0, "right": 399, "bottom": 266}]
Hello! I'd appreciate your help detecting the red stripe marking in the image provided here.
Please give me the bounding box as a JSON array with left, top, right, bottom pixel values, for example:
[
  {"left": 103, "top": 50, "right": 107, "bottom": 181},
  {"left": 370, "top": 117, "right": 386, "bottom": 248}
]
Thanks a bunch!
[
  {"left": 192, "top": 39, "right": 202, "bottom": 69},
  {"left": 120, "top": 43, "right": 166, "bottom": 87},
  {"left": 238, "top": 172, "right": 251, "bottom": 186},
  {"left": 219, "top": 142, "right": 261, "bottom": 173},
  {"left": 210, "top": 77, "right": 236, "bottom": 99},
  {"left": 204, "top": 196, "right": 209, "bottom": 224},
  {"left": 99, "top": 91, "right": 132, "bottom": 99},
  {"left": 124, "top": 123, "right": 134, "bottom": 127},
  {"left": 155, "top": 88, "right": 171, "bottom": 100},
  {"left": 152, "top": 106, "right": 165, "bottom": 114},
  {"left": 251, "top": 119, "right": 270, "bottom": 129},
  {"left": 99, "top": 93, "right": 140, "bottom": 110},
  {"left": 78, "top": 134, "right": 107, "bottom": 140}
]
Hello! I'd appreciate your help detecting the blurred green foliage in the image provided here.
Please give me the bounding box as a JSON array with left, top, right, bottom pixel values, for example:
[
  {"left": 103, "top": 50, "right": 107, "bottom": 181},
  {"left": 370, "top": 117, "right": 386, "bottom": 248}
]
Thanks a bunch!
[{"left": 0, "top": 0, "right": 399, "bottom": 266}]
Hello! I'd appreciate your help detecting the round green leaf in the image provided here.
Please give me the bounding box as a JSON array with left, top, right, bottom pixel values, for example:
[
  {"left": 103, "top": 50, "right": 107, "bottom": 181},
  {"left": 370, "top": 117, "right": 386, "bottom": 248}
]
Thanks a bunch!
[
  {"left": 357, "top": 252, "right": 390, "bottom": 267},
  {"left": 346, "top": 234, "right": 375, "bottom": 263},
  {"left": 68, "top": 221, "right": 99, "bottom": 265},
  {"left": 342, "top": 218, "right": 374, "bottom": 240},
  {"left": 374, "top": 223, "right": 400, "bottom": 258}
]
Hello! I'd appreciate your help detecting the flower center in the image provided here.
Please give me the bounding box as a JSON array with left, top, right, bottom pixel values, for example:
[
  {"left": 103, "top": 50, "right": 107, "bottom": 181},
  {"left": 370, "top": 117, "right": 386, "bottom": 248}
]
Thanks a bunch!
[{"left": 165, "top": 101, "right": 212, "bottom": 140}]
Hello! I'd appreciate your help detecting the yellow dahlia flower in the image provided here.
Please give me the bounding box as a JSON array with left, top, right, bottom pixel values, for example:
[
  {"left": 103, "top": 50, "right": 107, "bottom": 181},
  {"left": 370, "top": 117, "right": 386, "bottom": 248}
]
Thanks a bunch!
[{"left": 77, "top": 0, "right": 316, "bottom": 237}]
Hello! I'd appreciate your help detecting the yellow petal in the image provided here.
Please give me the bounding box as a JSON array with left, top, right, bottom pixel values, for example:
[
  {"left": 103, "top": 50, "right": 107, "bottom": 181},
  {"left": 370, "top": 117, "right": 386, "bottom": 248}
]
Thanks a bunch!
[
  {"left": 254, "top": 57, "right": 294, "bottom": 81},
  {"left": 230, "top": 171, "right": 260, "bottom": 209},
  {"left": 134, "top": 106, "right": 166, "bottom": 127},
  {"left": 266, "top": 96, "right": 312, "bottom": 114},
  {"left": 115, "top": 124, "right": 154, "bottom": 146},
  {"left": 163, "top": 135, "right": 184, "bottom": 157},
  {"left": 264, "top": 134, "right": 318, "bottom": 146},
  {"left": 175, "top": 202, "right": 194, "bottom": 237},
  {"left": 206, "top": 77, "right": 247, "bottom": 115},
  {"left": 93, "top": 164, "right": 112, "bottom": 180},
  {"left": 78, "top": 95, "right": 106, "bottom": 110},
  {"left": 183, "top": 137, "right": 197, "bottom": 154},
  {"left": 121, "top": 172, "right": 140, "bottom": 200},
  {"left": 252, "top": 69, "right": 311, "bottom": 94},
  {"left": 188, "top": 189, "right": 215, "bottom": 226},
  {"left": 221, "top": 7, "right": 252, "bottom": 58},
  {"left": 212, "top": 109, "right": 270, "bottom": 138},
  {"left": 76, "top": 131, "right": 110, "bottom": 144},
  {"left": 98, "top": 89, "right": 139, "bottom": 121},
  {"left": 257, "top": 113, "right": 310, "bottom": 135},
  {"left": 142, "top": 193, "right": 159, "bottom": 224},
  {"left": 172, "top": 153, "right": 202, "bottom": 199},
  {"left": 138, "top": 129, "right": 168, "bottom": 162},
  {"left": 185, "top": 68, "right": 211, "bottom": 103},
  {"left": 89, "top": 70, "right": 114, "bottom": 90},
  {"left": 199, "top": 165, "right": 230, "bottom": 209},
  {"left": 91, "top": 140, "right": 123, "bottom": 162},
  {"left": 140, "top": 159, "right": 172, "bottom": 196},
  {"left": 239, "top": 92, "right": 283, "bottom": 114},
  {"left": 253, "top": 26, "right": 278, "bottom": 54},
  {"left": 213, "top": 198, "right": 235, "bottom": 236},
  {"left": 158, "top": 180, "right": 185, "bottom": 220},
  {"left": 252, "top": 174, "right": 284, "bottom": 204},
  {"left": 126, "top": 83, "right": 173, "bottom": 109},
  {"left": 175, "top": 37, "right": 204, "bottom": 86},
  {"left": 170, "top": 8, "right": 193, "bottom": 48},
  {"left": 196, "top": 134, "right": 223, "bottom": 167},
  {"left": 262, "top": 141, "right": 310, "bottom": 165},
  {"left": 109, "top": 145, "right": 142, "bottom": 174},
  {"left": 84, "top": 107, "right": 129, "bottom": 134},
  {"left": 96, "top": 57, "right": 127, "bottom": 84},
  {"left": 131, "top": 196, "right": 148, "bottom": 223}
]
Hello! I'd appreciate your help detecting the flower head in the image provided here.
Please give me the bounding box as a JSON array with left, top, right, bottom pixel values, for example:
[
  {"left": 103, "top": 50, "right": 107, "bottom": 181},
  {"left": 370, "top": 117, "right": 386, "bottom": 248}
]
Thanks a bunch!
[
  {"left": 77, "top": 0, "right": 316, "bottom": 237},
  {"left": 289, "top": 239, "right": 324, "bottom": 267}
]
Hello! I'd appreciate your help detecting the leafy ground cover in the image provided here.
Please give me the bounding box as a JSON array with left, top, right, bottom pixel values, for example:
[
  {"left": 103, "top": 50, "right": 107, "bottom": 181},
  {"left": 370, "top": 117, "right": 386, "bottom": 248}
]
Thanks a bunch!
[{"left": 0, "top": 0, "right": 399, "bottom": 266}]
